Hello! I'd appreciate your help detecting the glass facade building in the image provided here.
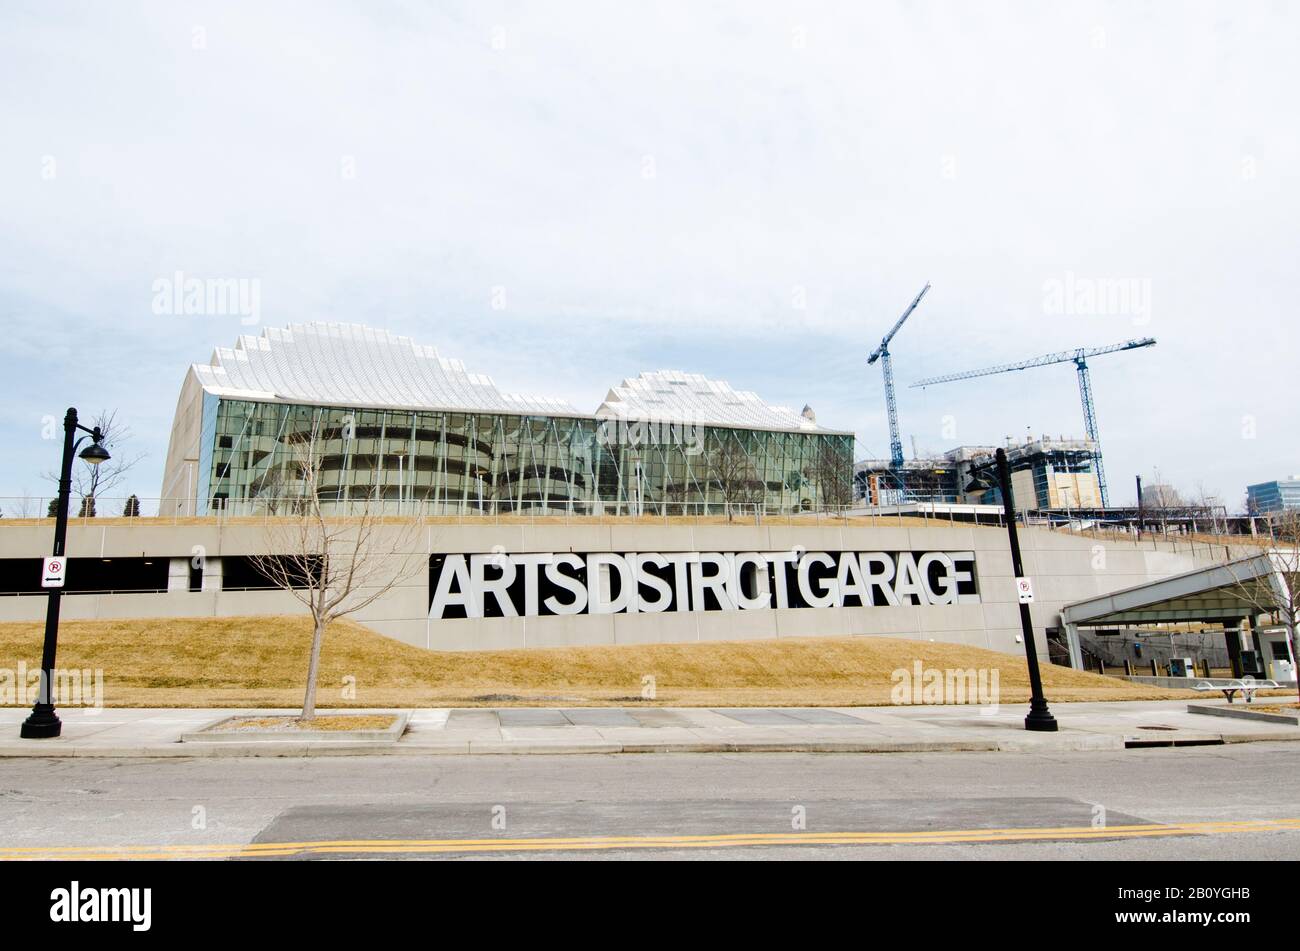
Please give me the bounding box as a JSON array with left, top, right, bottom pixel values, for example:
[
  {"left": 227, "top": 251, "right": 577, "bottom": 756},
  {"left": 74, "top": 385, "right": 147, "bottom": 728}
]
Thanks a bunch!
[
  {"left": 1247, "top": 479, "right": 1300, "bottom": 515},
  {"left": 163, "top": 324, "right": 853, "bottom": 517}
]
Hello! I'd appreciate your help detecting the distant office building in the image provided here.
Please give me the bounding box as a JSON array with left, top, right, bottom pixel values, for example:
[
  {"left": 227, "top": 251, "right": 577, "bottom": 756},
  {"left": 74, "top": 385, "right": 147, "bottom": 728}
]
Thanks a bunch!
[{"left": 1246, "top": 477, "right": 1300, "bottom": 515}]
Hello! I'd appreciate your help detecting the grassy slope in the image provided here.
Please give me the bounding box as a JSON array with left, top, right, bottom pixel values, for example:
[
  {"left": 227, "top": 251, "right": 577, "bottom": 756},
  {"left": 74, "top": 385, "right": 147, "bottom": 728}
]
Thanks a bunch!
[{"left": 0, "top": 615, "right": 1200, "bottom": 708}]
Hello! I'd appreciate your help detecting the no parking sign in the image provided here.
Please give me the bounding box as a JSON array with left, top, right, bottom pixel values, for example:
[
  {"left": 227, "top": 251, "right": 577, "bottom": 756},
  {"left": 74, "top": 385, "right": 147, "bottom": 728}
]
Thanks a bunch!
[{"left": 41, "top": 557, "right": 65, "bottom": 588}]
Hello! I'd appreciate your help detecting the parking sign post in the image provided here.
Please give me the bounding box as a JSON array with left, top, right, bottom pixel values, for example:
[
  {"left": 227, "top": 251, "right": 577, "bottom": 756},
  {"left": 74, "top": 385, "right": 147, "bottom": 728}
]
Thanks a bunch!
[
  {"left": 42, "top": 557, "right": 65, "bottom": 588},
  {"left": 994, "top": 448, "right": 1059, "bottom": 733},
  {"left": 21, "top": 408, "right": 110, "bottom": 740}
]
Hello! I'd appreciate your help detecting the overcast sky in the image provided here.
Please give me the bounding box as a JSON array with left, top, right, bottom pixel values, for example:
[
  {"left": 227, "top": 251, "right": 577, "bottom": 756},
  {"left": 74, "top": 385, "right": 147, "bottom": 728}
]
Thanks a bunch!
[{"left": 1, "top": 0, "right": 1295, "bottom": 511}]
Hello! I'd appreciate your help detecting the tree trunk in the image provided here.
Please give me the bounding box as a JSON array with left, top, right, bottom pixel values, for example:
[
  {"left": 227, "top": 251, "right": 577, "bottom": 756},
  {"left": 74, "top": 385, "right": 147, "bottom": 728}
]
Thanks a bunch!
[
  {"left": 301, "top": 616, "right": 326, "bottom": 721},
  {"left": 1288, "top": 616, "right": 1300, "bottom": 707}
]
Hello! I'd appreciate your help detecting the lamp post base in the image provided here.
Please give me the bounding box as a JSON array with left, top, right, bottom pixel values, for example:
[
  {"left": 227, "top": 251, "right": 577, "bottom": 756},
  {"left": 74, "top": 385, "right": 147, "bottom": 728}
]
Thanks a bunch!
[
  {"left": 1024, "top": 706, "right": 1059, "bottom": 732},
  {"left": 20, "top": 705, "right": 62, "bottom": 739}
]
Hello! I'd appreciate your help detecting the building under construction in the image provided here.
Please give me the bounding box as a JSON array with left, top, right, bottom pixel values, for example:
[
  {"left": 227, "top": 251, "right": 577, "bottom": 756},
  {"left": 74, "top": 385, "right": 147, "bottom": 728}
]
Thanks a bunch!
[{"left": 855, "top": 435, "right": 1100, "bottom": 510}]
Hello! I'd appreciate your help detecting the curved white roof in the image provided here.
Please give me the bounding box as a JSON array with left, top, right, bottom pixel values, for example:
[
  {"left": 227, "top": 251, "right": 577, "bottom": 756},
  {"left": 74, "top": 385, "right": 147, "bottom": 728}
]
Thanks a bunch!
[
  {"left": 596, "top": 370, "right": 831, "bottom": 433},
  {"left": 188, "top": 324, "right": 844, "bottom": 432},
  {"left": 190, "top": 322, "right": 580, "bottom": 416}
]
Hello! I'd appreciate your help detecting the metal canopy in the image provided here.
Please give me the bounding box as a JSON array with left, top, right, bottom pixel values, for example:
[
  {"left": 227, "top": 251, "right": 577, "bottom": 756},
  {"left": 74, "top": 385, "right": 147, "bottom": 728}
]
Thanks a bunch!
[{"left": 1062, "top": 553, "right": 1289, "bottom": 627}]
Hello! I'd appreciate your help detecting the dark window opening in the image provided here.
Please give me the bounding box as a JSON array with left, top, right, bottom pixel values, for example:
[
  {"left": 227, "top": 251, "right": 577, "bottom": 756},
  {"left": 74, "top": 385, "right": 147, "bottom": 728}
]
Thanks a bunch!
[
  {"left": 220, "top": 555, "right": 322, "bottom": 591},
  {"left": 0, "top": 558, "right": 169, "bottom": 595}
]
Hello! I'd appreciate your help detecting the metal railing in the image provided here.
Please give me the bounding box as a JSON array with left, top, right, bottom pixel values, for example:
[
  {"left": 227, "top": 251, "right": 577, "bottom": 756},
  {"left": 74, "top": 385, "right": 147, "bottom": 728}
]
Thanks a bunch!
[
  {"left": 1032, "top": 512, "right": 1275, "bottom": 562},
  {"left": 0, "top": 496, "right": 1269, "bottom": 548},
  {"left": 1, "top": 495, "right": 1001, "bottom": 528}
]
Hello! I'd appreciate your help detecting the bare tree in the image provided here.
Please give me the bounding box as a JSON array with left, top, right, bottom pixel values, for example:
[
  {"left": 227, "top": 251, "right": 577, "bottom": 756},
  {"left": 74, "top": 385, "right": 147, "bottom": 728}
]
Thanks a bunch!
[
  {"left": 1223, "top": 508, "right": 1300, "bottom": 705},
  {"left": 7, "top": 491, "right": 37, "bottom": 519},
  {"left": 803, "top": 442, "right": 853, "bottom": 512},
  {"left": 248, "top": 461, "right": 295, "bottom": 515},
  {"left": 248, "top": 437, "right": 425, "bottom": 720},
  {"left": 1193, "top": 482, "right": 1223, "bottom": 536},
  {"left": 43, "top": 409, "right": 146, "bottom": 514},
  {"left": 1140, "top": 479, "right": 1183, "bottom": 535},
  {"left": 705, "top": 432, "right": 764, "bottom": 520}
]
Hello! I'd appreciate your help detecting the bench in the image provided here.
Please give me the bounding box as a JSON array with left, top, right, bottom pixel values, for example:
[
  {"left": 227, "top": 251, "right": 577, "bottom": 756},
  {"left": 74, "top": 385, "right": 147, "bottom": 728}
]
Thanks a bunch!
[{"left": 1192, "top": 678, "right": 1280, "bottom": 704}]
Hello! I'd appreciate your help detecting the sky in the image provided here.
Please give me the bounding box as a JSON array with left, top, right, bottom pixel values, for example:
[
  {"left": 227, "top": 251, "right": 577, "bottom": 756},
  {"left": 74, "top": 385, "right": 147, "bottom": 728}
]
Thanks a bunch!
[{"left": 1, "top": 0, "right": 1296, "bottom": 513}]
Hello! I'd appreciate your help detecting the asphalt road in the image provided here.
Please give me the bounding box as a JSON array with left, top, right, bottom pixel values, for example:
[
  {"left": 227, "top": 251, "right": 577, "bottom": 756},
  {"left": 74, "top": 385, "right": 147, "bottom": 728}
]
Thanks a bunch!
[{"left": 2, "top": 742, "right": 1299, "bottom": 860}]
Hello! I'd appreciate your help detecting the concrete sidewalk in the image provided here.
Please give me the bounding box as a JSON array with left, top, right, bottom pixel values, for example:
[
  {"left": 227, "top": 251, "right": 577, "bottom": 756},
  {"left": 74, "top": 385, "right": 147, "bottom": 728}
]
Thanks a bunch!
[{"left": 0, "top": 700, "right": 1296, "bottom": 757}]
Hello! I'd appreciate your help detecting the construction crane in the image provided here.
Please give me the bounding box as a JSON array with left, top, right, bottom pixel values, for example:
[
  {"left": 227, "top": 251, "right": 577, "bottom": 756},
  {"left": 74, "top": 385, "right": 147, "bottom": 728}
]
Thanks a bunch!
[
  {"left": 910, "top": 337, "right": 1156, "bottom": 507},
  {"left": 867, "top": 283, "right": 930, "bottom": 469}
]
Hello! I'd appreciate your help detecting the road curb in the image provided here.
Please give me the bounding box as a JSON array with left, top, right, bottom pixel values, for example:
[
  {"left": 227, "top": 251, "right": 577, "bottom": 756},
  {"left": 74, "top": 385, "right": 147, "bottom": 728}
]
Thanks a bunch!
[
  {"left": 1187, "top": 703, "right": 1300, "bottom": 726},
  {"left": 0, "top": 735, "right": 1234, "bottom": 758},
  {"left": 1218, "top": 731, "right": 1300, "bottom": 743}
]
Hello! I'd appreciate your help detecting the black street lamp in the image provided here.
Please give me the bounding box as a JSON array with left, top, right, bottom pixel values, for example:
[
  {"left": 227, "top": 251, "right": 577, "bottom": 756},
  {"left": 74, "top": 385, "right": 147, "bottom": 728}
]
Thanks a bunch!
[
  {"left": 21, "top": 408, "right": 110, "bottom": 740},
  {"left": 965, "top": 448, "right": 1058, "bottom": 732}
]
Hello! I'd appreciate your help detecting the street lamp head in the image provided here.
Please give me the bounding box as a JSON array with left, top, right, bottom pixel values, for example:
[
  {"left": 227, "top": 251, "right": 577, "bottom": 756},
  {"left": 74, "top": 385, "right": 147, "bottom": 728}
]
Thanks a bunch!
[
  {"left": 965, "top": 459, "right": 996, "bottom": 494},
  {"left": 79, "top": 441, "right": 111, "bottom": 466}
]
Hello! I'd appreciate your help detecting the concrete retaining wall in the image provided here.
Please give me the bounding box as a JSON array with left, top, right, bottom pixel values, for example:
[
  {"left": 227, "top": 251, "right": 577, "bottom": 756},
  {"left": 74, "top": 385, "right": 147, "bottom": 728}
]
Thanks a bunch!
[{"left": 0, "top": 519, "right": 1220, "bottom": 655}]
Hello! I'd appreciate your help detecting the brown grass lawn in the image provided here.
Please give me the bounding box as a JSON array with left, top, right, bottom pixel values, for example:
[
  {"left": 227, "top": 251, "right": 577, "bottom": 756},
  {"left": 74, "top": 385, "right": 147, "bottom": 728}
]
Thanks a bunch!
[{"left": 0, "top": 615, "right": 1209, "bottom": 708}]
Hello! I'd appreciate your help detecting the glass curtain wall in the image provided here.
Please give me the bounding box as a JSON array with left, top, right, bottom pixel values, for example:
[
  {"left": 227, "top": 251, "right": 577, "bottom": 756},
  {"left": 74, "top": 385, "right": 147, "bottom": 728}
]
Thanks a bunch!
[{"left": 201, "top": 398, "right": 853, "bottom": 516}]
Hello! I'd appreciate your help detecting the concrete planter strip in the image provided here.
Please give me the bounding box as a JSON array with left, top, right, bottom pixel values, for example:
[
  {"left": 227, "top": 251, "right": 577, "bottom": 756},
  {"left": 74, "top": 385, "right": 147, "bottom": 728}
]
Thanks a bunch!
[{"left": 179, "top": 711, "right": 411, "bottom": 744}]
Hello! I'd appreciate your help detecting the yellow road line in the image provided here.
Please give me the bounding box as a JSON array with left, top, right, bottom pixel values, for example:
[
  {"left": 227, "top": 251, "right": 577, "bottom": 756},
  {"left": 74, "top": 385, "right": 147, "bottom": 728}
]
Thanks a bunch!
[
  {"left": 5, "top": 817, "right": 1300, "bottom": 851},
  {"left": 4, "top": 817, "right": 1300, "bottom": 860}
]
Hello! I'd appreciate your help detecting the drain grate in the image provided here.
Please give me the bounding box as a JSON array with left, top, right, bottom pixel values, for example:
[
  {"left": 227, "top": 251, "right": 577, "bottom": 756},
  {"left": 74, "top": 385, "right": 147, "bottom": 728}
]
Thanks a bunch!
[
  {"left": 1126, "top": 738, "right": 1224, "bottom": 748},
  {"left": 1126, "top": 724, "right": 1224, "bottom": 748}
]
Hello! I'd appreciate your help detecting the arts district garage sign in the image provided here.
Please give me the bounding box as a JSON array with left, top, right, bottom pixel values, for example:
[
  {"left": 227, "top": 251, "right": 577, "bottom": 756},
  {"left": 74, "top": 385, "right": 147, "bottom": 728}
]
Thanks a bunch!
[{"left": 428, "top": 550, "right": 980, "bottom": 619}]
